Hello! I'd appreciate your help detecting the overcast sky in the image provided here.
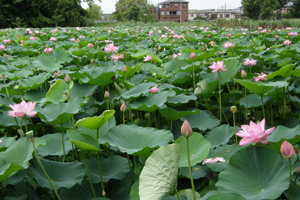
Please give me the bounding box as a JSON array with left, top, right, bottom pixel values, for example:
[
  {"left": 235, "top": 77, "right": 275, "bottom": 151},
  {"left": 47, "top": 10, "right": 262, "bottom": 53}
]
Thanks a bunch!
[{"left": 81, "top": 0, "right": 242, "bottom": 14}]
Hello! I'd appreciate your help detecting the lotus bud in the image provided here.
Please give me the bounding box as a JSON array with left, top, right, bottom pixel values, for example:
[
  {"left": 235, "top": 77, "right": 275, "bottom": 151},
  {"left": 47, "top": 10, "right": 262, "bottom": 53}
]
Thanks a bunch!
[
  {"left": 144, "top": 113, "right": 150, "bottom": 119},
  {"left": 275, "top": 35, "right": 278, "bottom": 39},
  {"left": 54, "top": 72, "right": 59, "bottom": 79},
  {"left": 152, "top": 73, "right": 156, "bottom": 77},
  {"left": 230, "top": 106, "right": 237, "bottom": 113},
  {"left": 102, "top": 191, "right": 106, "bottom": 197},
  {"left": 1, "top": 73, "right": 5, "bottom": 80},
  {"left": 64, "top": 74, "right": 71, "bottom": 83},
  {"left": 241, "top": 70, "right": 247, "bottom": 78},
  {"left": 158, "top": 46, "right": 161, "bottom": 50},
  {"left": 281, "top": 140, "right": 295, "bottom": 158},
  {"left": 14, "top": 85, "right": 19, "bottom": 90},
  {"left": 120, "top": 102, "right": 127, "bottom": 112},
  {"left": 190, "top": 52, "right": 196, "bottom": 60},
  {"left": 104, "top": 91, "right": 110, "bottom": 99},
  {"left": 26, "top": 130, "right": 34, "bottom": 138},
  {"left": 198, "top": 42, "right": 200, "bottom": 45},
  {"left": 181, "top": 120, "right": 193, "bottom": 138},
  {"left": 122, "top": 65, "right": 127, "bottom": 73},
  {"left": 90, "top": 59, "right": 94, "bottom": 64},
  {"left": 57, "top": 70, "right": 61, "bottom": 74},
  {"left": 3, "top": 53, "right": 7, "bottom": 58}
]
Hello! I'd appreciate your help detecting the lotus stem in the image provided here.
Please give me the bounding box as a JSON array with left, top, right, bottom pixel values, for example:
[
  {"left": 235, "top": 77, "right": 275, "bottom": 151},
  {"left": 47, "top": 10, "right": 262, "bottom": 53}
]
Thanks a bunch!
[
  {"left": 3, "top": 80, "right": 9, "bottom": 97},
  {"left": 61, "top": 124, "right": 65, "bottom": 163},
  {"left": 32, "top": 140, "right": 61, "bottom": 200},
  {"left": 24, "top": 117, "right": 28, "bottom": 133},
  {"left": 83, "top": 157, "right": 96, "bottom": 198},
  {"left": 186, "top": 137, "right": 196, "bottom": 200},
  {"left": 289, "top": 158, "right": 292, "bottom": 200},
  {"left": 127, "top": 154, "right": 135, "bottom": 182},
  {"left": 19, "top": 118, "right": 23, "bottom": 138},
  {"left": 283, "top": 87, "right": 286, "bottom": 121},
  {"left": 192, "top": 64, "right": 198, "bottom": 108},
  {"left": 96, "top": 152, "right": 106, "bottom": 200},
  {"left": 260, "top": 95, "right": 266, "bottom": 125},
  {"left": 245, "top": 87, "right": 248, "bottom": 124},
  {"left": 293, "top": 174, "right": 298, "bottom": 200},
  {"left": 233, "top": 111, "right": 238, "bottom": 146},
  {"left": 218, "top": 73, "right": 222, "bottom": 125},
  {"left": 175, "top": 188, "right": 181, "bottom": 200}
]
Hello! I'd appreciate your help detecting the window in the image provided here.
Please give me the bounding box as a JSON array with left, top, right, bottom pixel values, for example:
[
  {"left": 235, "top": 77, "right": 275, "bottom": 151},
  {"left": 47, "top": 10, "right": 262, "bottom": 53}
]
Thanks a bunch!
[
  {"left": 161, "top": 11, "right": 164, "bottom": 16},
  {"left": 219, "top": 14, "right": 223, "bottom": 18},
  {"left": 176, "top": 11, "right": 181, "bottom": 15},
  {"left": 166, "top": 11, "right": 170, "bottom": 16},
  {"left": 225, "top": 14, "right": 230, "bottom": 18},
  {"left": 174, "top": 3, "right": 178, "bottom": 7},
  {"left": 183, "top": 3, "right": 186, "bottom": 7},
  {"left": 191, "top": 14, "right": 193, "bottom": 17}
]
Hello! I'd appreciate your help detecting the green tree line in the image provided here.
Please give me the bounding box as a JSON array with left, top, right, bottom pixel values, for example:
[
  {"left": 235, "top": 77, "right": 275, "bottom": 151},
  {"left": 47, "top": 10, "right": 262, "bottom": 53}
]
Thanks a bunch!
[
  {"left": 242, "top": 0, "right": 300, "bottom": 19},
  {"left": 0, "top": 0, "right": 102, "bottom": 28}
]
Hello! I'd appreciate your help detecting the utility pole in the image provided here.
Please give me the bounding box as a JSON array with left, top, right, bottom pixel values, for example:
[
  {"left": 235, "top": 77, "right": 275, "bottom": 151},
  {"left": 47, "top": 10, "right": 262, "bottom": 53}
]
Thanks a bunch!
[{"left": 180, "top": 1, "right": 182, "bottom": 22}]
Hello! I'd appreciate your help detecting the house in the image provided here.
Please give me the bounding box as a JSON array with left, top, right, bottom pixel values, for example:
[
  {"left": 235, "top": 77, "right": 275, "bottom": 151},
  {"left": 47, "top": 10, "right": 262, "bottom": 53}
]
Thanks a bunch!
[
  {"left": 156, "top": 0, "right": 189, "bottom": 22},
  {"left": 102, "top": 13, "right": 111, "bottom": 20},
  {"left": 188, "top": 8, "right": 242, "bottom": 21}
]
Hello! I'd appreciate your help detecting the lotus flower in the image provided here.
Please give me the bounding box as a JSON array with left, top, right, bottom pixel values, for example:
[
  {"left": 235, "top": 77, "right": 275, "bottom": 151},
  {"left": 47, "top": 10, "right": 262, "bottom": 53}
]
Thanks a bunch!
[
  {"left": 8, "top": 100, "right": 37, "bottom": 118},
  {"left": 43, "top": 47, "right": 53, "bottom": 54},
  {"left": 223, "top": 42, "right": 234, "bottom": 48},
  {"left": 149, "top": 85, "right": 159, "bottom": 93},
  {"left": 87, "top": 43, "right": 94, "bottom": 48},
  {"left": 144, "top": 55, "right": 153, "bottom": 62},
  {"left": 69, "top": 38, "right": 75, "bottom": 42},
  {"left": 0, "top": 45, "right": 5, "bottom": 50},
  {"left": 283, "top": 40, "right": 291, "bottom": 46},
  {"left": 110, "top": 54, "right": 124, "bottom": 62},
  {"left": 243, "top": 58, "right": 257, "bottom": 66},
  {"left": 49, "top": 37, "right": 57, "bottom": 41},
  {"left": 253, "top": 72, "right": 267, "bottom": 81},
  {"left": 202, "top": 157, "right": 225, "bottom": 165},
  {"left": 208, "top": 61, "right": 227, "bottom": 73},
  {"left": 104, "top": 43, "right": 118, "bottom": 53},
  {"left": 236, "top": 119, "right": 275, "bottom": 145}
]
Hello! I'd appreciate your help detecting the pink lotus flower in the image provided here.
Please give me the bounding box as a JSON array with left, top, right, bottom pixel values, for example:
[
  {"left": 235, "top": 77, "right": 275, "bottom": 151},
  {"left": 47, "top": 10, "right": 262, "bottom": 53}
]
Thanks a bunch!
[
  {"left": 224, "top": 42, "right": 234, "bottom": 48},
  {"left": 275, "top": 35, "right": 279, "bottom": 39},
  {"left": 286, "top": 27, "right": 292, "bottom": 30},
  {"left": 227, "top": 33, "right": 232, "bottom": 37},
  {"left": 49, "top": 37, "right": 57, "bottom": 41},
  {"left": 43, "top": 47, "right": 53, "bottom": 54},
  {"left": 8, "top": 100, "right": 37, "bottom": 118},
  {"left": 190, "top": 52, "right": 196, "bottom": 59},
  {"left": 104, "top": 43, "right": 118, "bottom": 53},
  {"left": 283, "top": 40, "right": 291, "bottom": 46},
  {"left": 161, "top": 34, "right": 167, "bottom": 38},
  {"left": 29, "top": 37, "right": 38, "bottom": 40},
  {"left": 202, "top": 157, "right": 226, "bottom": 165},
  {"left": 243, "top": 58, "right": 257, "bottom": 66},
  {"left": 281, "top": 140, "right": 295, "bottom": 158},
  {"left": 0, "top": 140, "right": 2, "bottom": 143},
  {"left": 253, "top": 72, "right": 267, "bottom": 81},
  {"left": 69, "top": 38, "right": 75, "bottom": 42},
  {"left": 236, "top": 119, "right": 275, "bottom": 145},
  {"left": 149, "top": 85, "right": 159, "bottom": 93},
  {"left": 2, "top": 39, "right": 10, "bottom": 43},
  {"left": 288, "top": 32, "right": 298, "bottom": 36},
  {"left": 0, "top": 45, "right": 5, "bottom": 50},
  {"left": 209, "top": 41, "right": 215, "bottom": 46},
  {"left": 87, "top": 43, "right": 94, "bottom": 48},
  {"left": 208, "top": 61, "right": 227, "bottom": 73},
  {"left": 149, "top": 31, "right": 154, "bottom": 35},
  {"left": 144, "top": 55, "right": 153, "bottom": 62},
  {"left": 110, "top": 54, "right": 124, "bottom": 62}
]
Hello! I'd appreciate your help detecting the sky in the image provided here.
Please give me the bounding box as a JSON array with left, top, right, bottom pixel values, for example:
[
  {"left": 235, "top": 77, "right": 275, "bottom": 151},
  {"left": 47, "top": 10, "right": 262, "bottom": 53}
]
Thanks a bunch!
[{"left": 81, "top": 0, "right": 242, "bottom": 14}]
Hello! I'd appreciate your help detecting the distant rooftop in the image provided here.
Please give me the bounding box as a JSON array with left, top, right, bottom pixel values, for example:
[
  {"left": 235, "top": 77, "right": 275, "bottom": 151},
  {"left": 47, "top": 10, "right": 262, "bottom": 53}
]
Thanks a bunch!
[{"left": 158, "top": 0, "right": 189, "bottom": 4}]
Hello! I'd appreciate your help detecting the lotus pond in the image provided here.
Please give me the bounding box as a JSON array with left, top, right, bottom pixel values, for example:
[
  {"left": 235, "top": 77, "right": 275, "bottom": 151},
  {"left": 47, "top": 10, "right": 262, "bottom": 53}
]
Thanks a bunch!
[{"left": 1, "top": 25, "right": 300, "bottom": 200}]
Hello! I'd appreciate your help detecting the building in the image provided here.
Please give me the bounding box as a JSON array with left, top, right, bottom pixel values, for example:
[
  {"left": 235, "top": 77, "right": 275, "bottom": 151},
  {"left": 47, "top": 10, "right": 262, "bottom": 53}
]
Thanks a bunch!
[
  {"left": 102, "top": 13, "right": 111, "bottom": 20},
  {"left": 188, "top": 8, "right": 242, "bottom": 21},
  {"left": 156, "top": 0, "right": 189, "bottom": 22}
]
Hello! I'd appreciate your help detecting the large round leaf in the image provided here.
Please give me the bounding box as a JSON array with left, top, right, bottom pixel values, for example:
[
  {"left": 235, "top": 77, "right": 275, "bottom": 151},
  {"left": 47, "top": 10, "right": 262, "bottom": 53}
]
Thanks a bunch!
[
  {"left": 36, "top": 133, "right": 73, "bottom": 157},
  {"left": 216, "top": 146, "right": 289, "bottom": 200},
  {"left": 86, "top": 154, "right": 129, "bottom": 183},
  {"left": 236, "top": 79, "right": 273, "bottom": 96},
  {"left": 27, "top": 157, "right": 86, "bottom": 191},
  {"left": 206, "top": 193, "right": 246, "bottom": 200},
  {"left": 67, "top": 130, "right": 102, "bottom": 151},
  {"left": 46, "top": 79, "right": 73, "bottom": 104},
  {"left": 101, "top": 124, "right": 174, "bottom": 156},
  {"left": 32, "top": 54, "right": 62, "bottom": 72},
  {"left": 18, "top": 72, "right": 51, "bottom": 90},
  {"left": 204, "top": 125, "right": 235, "bottom": 148},
  {"left": 139, "top": 144, "right": 182, "bottom": 200},
  {"left": 175, "top": 133, "right": 211, "bottom": 167},
  {"left": 118, "top": 82, "right": 156, "bottom": 100},
  {"left": 220, "top": 58, "right": 240, "bottom": 85},
  {"left": 75, "top": 110, "right": 115, "bottom": 129},
  {"left": 181, "top": 110, "right": 219, "bottom": 131},
  {"left": 159, "top": 107, "right": 201, "bottom": 121}
]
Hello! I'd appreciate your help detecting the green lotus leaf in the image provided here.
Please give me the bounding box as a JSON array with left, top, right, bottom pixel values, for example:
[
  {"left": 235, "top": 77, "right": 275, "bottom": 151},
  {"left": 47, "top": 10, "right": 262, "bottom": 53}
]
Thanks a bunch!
[
  {"left": 139, "top": 144, "right": 182, "bottom": 200},
  {"left": 46, "top": 79, "right": 74, "bottom": 104},
  {"left": 0, "top": 158, "right": 24, "bottom": 182},
  {"left": 178, "top": 189, "right": 201, "bottom": 199},
  {"left": 206, "top": 193, "right": 246, "bottom": 200},
  {"left": 181, "top": 110, "right": 219, "bottom": 131},
  {"left": 179, "top": 164, "right": 208, "bottom": 179},
  {"left": 236, "top": 79, "right": 273, "bottom": 96},
  {"left": 164, "top": 59, "right": 180, "bottom": 74},
  {"left": 0, "top": 137, "right": 16, "bottom": 150},
  {"left": 6, "top": 70, "right": 34, "bottom": 81},
  {"left": 86, "top": 154, "right": 129, "bottom": 183},
  {"left": 131, "top": 49, "right": 149, "bottom": 59},
  {"left": 148, "top": 53, "right": 162, "bottom": 63},
  {"left": 18, "top": 72, "right": 51, "bottom": 90},
  {"left": 118, "top": 82, "right": 156, "bottom": 100},
  {"left": 159, "top": 107, "right": 201, "bottom": 121},
  {"left": 0, "top": 112, "right": 23, "bottom": 127},
  {"left": 36, "top": 96, "right": 84, "bottom": 125},
  {"left": 101, "top": 124, "right": 174, "bottom": 156},
  {"left": 239, "top": 94, "right": 272, "bottom": 108},
  {"left": 0, "top": 97, "right": 15, "bottom": 108},
  {"left": 204, "top": 125, "right": 235, "bottom": 148},
  {"left": 129, "top": 90, "right": 176, "bottom": 112},
  {"left": 32, "top": 54, "right": 62, "bottom": 72},
  {"left": 75, "top": 110, "right": 115, "bottom": 129},
  {"left": 70, "top": 82, "right": 98, "bottom": 98},
  {"left": 216, "top": 146, "right": 289, "bottom": 200},
  {"left": 267, "top": 125, "right": 300, "bottom": 143},
  {"left": 118, "top": 63, "right": 142, "bottom": 78},
  {"left": 175, "top": 133, "right": 211, "bottom": 167},
  {"left": 166, "top": 93, "right": 197, "bottom": 106},
  {"left": 0, "top": 137, "right": 46, "bottom": 169},
  {"left": 11, "top": 57, "right": 31, "bottom": 68},
  {"left": 141, "top": 63, "right": 167, "bottom": 78},
  {"left": 168, "top": 72, "right": 190, "bottom": 84},
  {"left": 66, "top": 130, "right": 102, "bottom": 151},
  {"left": 4, "top": 181, "right": 39, "bottom": 200},
  {"left": 52, "top": 48, "right": 73, "bottom": 63},
  {"left": 27, "top": 157, "right": 86, "bottom": 191},
  {"left": 220, "top": 58, "right": 241, "bottom": 85},
  {"left": 36, "top": 133, "right": 73, "bottom": 157},
  {"left": 130, "top": 181, "right": 140, "bottom": 200},
  {"left": 266, "top": 64, "right": 295, "bottom": 79}
]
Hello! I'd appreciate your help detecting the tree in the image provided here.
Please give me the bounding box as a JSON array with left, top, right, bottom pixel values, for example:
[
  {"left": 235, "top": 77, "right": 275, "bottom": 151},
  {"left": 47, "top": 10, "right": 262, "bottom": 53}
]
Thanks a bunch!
[
  {"left": 242, "top": 0, "right": 263, "bottom": 19},
  {"left": 259, "top": 0, "right": 280, "bottom": 19},
  {"left": 115, "top": 0, "right": 154, "bottom": 20},
  {"left": 289, "top": 0, "right": 300, "bottom": 18},
  {"left": 128, "top": 4, "right": 141, "bottom": 21},
  {"left": 86, "top": 3, "right": 103, "bottom": 21}
]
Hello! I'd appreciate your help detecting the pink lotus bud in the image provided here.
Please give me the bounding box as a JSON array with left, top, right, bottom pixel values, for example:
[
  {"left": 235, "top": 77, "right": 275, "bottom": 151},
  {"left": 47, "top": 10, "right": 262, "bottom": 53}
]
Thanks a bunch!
[
  {"left": 54, "top": 72, "right": 59, "bottom": 79},
  {"left": 102, "top": 191, "right": 106, "bottom": 197},
  {"left": 181, "top": 120, "right": 193, "bottom": 138},
  {"left": 281, "top": 140, "right": 295, "bottom": 158},
  {"left": 190, "top": 52, "right": 196, "bottom": 60},
  {"left": 3, "top": 53, "right": 7, "bottom": 58},
  {"left": 120, "top": 102, "right": 127, "bottom": 112},
  {"left": 241, "top": 70, "right": 247, "bottom": 78},
  {"left": 131, "top": 43, "right": 134, "bottom": 47},
  {"left": 104, "top": 91, "right": 110, "bottom": 98},
  {"left": 228, "top": 33, "right": 232, "bottom": 37},
  {"left": 64, "top": 74, "right": 71, "bottom": 83},
  {"left": 122, "top": 65, "right": 127, "bottom": 73},
  {"left": 275, "top": 35, "right": 279, "bottom": 39},
  {"left": 57, "top": 70, "right": 61, "bottom": 74},
  {"left": 158, "top": 46, "right": 161, "bottom": 50}
]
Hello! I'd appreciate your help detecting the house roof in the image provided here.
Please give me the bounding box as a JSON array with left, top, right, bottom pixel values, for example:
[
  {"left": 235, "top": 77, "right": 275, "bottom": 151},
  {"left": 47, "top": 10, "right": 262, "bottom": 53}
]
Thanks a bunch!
[{"left": 158, "top": 0, "right": 189, "bottom": 4}]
